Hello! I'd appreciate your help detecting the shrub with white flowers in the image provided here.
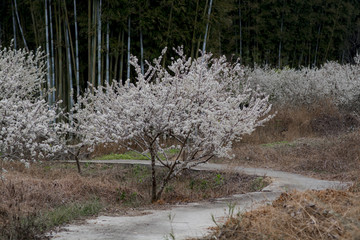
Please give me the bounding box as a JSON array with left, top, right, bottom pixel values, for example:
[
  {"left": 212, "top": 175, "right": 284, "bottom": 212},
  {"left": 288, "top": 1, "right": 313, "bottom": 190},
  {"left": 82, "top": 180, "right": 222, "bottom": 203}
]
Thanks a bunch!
[
  {"left": 0, "top": 47, "right": 63, "bottom": 165},
  {"left": 74, "top": 48, "right": 273, "bottom": 202},
  {"left": 247, "top": 59, "right": 360, "bottom": 108}
]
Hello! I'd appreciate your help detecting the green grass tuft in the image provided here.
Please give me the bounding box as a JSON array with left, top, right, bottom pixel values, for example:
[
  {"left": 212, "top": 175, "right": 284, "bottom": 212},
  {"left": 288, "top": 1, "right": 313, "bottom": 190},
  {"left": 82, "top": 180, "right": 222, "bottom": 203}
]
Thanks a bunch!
[
  {"left": 95, "top": 149, "right": 180, "bottom": 161},
  {"left": 95, "top": 151, "right": 149, "bottom": 160},
  {"left": 261, "top": 141, "right": 295, "bottom": 147},
  {"left": 38, "top": 198, "right": 103, "bottom": 231}
]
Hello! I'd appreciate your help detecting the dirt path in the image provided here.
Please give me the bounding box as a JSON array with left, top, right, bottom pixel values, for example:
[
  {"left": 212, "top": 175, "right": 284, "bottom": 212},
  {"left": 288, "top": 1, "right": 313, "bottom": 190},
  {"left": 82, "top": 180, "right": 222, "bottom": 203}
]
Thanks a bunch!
[{"left": 49, "top": 160, "right": 350, "bottom": 240}]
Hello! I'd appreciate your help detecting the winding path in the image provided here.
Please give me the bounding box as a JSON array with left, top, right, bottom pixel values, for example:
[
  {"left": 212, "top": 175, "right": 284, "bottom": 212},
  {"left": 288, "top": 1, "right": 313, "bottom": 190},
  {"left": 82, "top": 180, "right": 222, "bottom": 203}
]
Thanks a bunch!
[{"left": 49, "top": 160, "right": 350, "bottom": 240}]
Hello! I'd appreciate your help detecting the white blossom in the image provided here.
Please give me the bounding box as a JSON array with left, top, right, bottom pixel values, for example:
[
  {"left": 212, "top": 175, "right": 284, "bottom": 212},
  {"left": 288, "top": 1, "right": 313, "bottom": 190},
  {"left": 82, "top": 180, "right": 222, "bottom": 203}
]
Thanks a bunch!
[
  {"left": 247, "top": 57, "right": 360, "bottom": 108},
  {"left": 0, "top": 47, "right": 64, "bottom": 167}
]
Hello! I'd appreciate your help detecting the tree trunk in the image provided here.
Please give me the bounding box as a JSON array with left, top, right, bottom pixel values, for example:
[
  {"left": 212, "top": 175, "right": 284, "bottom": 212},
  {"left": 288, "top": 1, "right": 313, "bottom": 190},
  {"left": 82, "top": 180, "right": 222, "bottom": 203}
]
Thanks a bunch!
[
  {"left": 162, "top": 0, "right": 174, "bottom": 67},
  {"left": 298, "top": 49, "right": 303, "bottom": 67},
  {"left": 140, "top": 28, "right": 144, "bottom": 75},
  {"left": 218, "top": 28, "right": 221, "bottom": 55},
  {"left": 63, "top": 0, "right": 76, "bottom": 82},
  {"left": 291, "top": 40, "right": 297, "bottom": 68},
  {"left": 65, "top": 18, "right": 74, "bottom": 114},
  {"left": 313, "top": 24, "right": 321, "bottom": 67},
  {"left": 91, "top": 0, "right": 97, "bottom": 89},
  {"left": 54, "top": 4, "right": 62, "bottom": 99},
  {"left": 239, "top": 0, "right": 242, "bottom": 62},
  {"left": 308, "top": 42, "right": 311, "bottom": 67},
  {"left": 155, "top": 161, "right": 178, "bottom": 202},
  {"left": 49, "top": 0, "right": 56, "bottom": 103},
  {"left": 106, "top": 21, "right": 110, "bottom": 84},
  {"left": 11, "top": 1, "right": 17, "bottom": 49},
  {"left": 13, "top": 0, "right": 28, "bottom": 50},
  {"left": 150, "top": 148, "right": 157, "bottom": 203},
  {"left": 45, "top": 0, "right": 52, "bottom": 104},
  {"left": 88, "top": 0, "right": 92, "bottom": 88},
  {"left": 30, "top": 2, "right": 39, "bottom": 47},
  {"left": 190, "top": 0, "right": 200, "bottom": 60},
  {"left": 127, "top": 16, "right": 131, "bottom": 82},
  {"left": 113, "top": 31, "right": 121, "bottom": 80},
  {"left": 55, "top": 2, "right": 63, "bottom": 102},
  {"left": 202, "top": 0, "right": 213, "bottom": 53},
  {"left": 119, "top": 29, "right": 125, "bottom": 82},
  {"left": 195, "top": 0, "right": 208, "bottom": 58},
  {"left": 324, "top": 8, "right": 340, "bottom": 61},
  {"left": 74, "top": 0, "right": 80, "bottom": 96},
  {"left": 278, "top": 15, "right": 283, "bottom": 68},
  {"left": 97, "top": 0, "right": 102, "bottom": 87},
  {"left": 75, "top": 154, "right": 81, "bottom": 174}
]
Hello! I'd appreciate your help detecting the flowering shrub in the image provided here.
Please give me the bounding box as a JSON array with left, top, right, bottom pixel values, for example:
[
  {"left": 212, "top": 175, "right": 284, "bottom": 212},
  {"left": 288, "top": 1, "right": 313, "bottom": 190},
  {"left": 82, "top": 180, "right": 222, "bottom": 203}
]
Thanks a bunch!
[
  {"left": 0, "top": 47, "right": 63, "bottom": 164},
  {"left": 247, "top": 59, "right": 360, "bottom": 108},
  {"left": 74, "top": 48, "right": 273, "bottom": 201}
]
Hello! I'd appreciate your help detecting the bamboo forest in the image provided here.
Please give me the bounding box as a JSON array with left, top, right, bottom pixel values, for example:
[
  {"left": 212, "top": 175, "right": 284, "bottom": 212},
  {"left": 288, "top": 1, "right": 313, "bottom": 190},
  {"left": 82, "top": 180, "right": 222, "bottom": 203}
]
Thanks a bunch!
[{"left": 0, "top": 0, "right": 359, "bottom": 111}]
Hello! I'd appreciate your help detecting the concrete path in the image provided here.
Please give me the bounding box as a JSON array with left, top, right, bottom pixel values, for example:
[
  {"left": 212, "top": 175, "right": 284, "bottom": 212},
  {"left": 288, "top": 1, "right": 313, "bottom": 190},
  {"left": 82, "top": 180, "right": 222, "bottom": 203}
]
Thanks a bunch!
[{"left": 49, "top": 160, "right": 350, "bottom": 240}]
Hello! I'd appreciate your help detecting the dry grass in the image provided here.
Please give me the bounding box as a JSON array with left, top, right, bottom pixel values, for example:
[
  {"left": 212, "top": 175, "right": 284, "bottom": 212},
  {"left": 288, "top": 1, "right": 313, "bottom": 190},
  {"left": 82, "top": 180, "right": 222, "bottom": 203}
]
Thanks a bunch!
[
  {"left": 222, "top": 130, "right": 360, "bottom": 181},
  {"left": 0, "top": 162, "right": 121, "bottom": 213},
  {"left": 0, "top": 162, "right": 122, "bottom": 239},
  {"left": 211, "top": 101, "right": 360, "bottom": 182},
  {"left": 0, "top": 162, "right": 259, "bottom": 210},
  {"left": 199, "top": 187, "right": 360, "bottom": 240},
  {"left": 0, "top": 161, "right": 261, "bottom": 238},
  {"left": 241, "top": 100, "right": 359, "bottom": 144},
  {"left": 158, "top": 169, "right": 263, "bottom": 204}
]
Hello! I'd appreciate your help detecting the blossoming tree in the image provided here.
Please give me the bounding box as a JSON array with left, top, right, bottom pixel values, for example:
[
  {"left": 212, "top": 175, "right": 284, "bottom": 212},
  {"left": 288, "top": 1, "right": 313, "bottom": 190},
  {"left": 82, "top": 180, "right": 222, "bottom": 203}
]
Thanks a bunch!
[
  {"left": 0, "top": 47, "right": 63, "bottom": 166},
  {"left": 74, "top": 48, "right": 273, "bottom": 202}
]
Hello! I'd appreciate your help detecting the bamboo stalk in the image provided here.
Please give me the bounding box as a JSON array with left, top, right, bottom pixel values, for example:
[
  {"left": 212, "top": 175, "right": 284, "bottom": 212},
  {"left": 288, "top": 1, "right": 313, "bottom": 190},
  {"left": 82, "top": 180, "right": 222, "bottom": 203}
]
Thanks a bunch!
[
  {"left": 45, "top": 0, "right": 51, "bottom": 104},
  {"left": 13, "top": 0, "right": 28, "bottom": 50},
  {"left": 49, "top": 0, "right": 56, "bottom": 103},
  {"left": 127, "top": 16, "right": 131, "bottom": 82},
  {"left": 11, "top": 1, "right": 17, "bottom": 49},
  {"left": 74, "top": 0, "right": 80, "bottom": 96},
  {"left": 97, "top": 0, "right": 102, "bottom": 86},
  {"left": 202, "top": 0, "right": 213, "bottom": 53},
  {"left": 106, "top": 21, "right": 110, "bottom": 84}
]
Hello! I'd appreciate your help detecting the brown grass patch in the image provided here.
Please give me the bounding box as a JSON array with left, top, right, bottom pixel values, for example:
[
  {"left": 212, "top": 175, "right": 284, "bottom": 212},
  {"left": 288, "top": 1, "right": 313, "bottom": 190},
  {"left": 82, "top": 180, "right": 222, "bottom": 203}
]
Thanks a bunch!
[
  {"left": 222, "top": 130, "right": 360, "bottom": 181},
  {"left": 200, "top": 188, "right": 360, "bottom": 240},
  {"left": 0, "top": 161, "right": 262, "bottom": 238},
  {"left": 212, "top": 101, "right": 360, "bottom": 182},
  {"left": 242, "top": 101, "right": 359, "bottom": 144},
  {"left": 160, "top": 170, "right": 261, "bottom": 203}
]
